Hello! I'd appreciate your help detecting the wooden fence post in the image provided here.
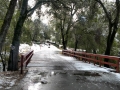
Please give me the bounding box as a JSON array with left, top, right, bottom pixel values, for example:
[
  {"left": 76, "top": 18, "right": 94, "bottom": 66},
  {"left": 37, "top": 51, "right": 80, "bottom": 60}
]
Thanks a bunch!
[
  {"left": 20, "top": 55, "right": 24, "bottom": 74},
  {"left": 116, "top": 58, "right": 120, "bottom": 73}
]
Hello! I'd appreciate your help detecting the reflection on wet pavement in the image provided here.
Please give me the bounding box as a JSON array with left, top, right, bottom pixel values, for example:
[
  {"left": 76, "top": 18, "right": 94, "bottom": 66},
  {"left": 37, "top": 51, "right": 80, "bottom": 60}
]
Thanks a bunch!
[{"left": 17, "top": 70, "right": 120, "bottom": 90}]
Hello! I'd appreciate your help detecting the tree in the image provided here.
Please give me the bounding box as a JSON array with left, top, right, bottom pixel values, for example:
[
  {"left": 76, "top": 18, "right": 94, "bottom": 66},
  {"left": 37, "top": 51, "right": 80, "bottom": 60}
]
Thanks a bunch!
[
  {"left": 0, "top": 0, "right": 8, "bottom": 22},
  {"left": 68, "top": 0, "right": 98, "bottom": 52},
  {"left": 92, "top": 0, "right": 120, "bottom": 67},
  {"left": 32, "top": 19, "right": 41, "bottom": 42},
  {"left": 7, "top": 0, "right": 28, "bottom": 71},
  {"left": 95, "top": 0, "right": 120, "bottom": 55},
  {"left": 0, "top": 0, "right": 17, "bottom": 56},
  {"left": 49, "top": 19, "right": 62, "bottom": 45},
  {"left": 51, "top": 0, "right": 81, "bottom": 49},
  {"left": 21, "top": 19, "right": 34, "bottom": 44},
  {"left": 0, "top": 0, "right": 17, "bottom": 71},
  {"left": 7, "top": 0, "right": 55, "bottom": 71}
]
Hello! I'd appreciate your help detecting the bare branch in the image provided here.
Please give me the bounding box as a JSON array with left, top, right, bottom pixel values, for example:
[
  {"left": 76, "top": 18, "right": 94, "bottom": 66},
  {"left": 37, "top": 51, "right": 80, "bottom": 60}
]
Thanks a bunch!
[
  {"left": 27, "top": 0, "right": 51, "bottom": 17},
  {"left": 95, "top": 0, "right": 111, "bottom": 23},
  {"left": 27, "top": 0, "right": 61, "bottom": 17},
  {"left": 114, "top": 0, "right": 120, "bottom": 25}
]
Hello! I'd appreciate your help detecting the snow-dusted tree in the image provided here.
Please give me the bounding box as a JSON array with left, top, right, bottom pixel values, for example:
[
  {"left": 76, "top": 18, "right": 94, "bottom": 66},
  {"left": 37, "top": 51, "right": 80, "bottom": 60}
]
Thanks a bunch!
[
  {"left": 0, "top": 0, "right": 17, "bottom": 71},
  {"left": 95, "top": 0, "right": 120, "bottom": 55},
  {"left": 7, "top": 0, "right": 57, "bottom": 71}
]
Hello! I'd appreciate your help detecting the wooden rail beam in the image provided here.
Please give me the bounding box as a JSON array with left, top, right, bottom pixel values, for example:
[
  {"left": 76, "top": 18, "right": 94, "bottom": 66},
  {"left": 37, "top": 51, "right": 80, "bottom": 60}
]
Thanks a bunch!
[{"left": 62, "top": 50, "right": 120, "bottom": 73}]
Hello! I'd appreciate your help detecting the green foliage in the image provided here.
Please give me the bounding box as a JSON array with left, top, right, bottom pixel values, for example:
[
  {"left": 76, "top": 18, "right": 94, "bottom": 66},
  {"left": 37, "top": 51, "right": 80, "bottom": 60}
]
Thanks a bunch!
[
  {"left": 20, "top": 19, "right": 33, "bottom": 44},
  {"left": 0, "top": 0, "right": 120, "bottom": 58},
  {"left": 0, "top": 0, "right": 9, "bottom": 28}
]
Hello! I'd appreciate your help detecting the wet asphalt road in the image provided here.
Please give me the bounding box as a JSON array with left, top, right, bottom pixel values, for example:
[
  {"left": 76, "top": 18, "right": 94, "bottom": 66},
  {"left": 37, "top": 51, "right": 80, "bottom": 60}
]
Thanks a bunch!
[{"left": 9, "top": 46, "right": 120, "bottom": 90}]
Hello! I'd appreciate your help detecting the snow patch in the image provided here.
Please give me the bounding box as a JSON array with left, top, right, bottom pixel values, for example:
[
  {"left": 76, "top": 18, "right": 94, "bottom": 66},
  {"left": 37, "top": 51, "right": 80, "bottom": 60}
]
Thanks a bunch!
[
  {"left": 19, "top": 43, "right": 31, "bottom": 53},
  {"left": 60, "top": 55, "right": 113, "bottom": 72}
]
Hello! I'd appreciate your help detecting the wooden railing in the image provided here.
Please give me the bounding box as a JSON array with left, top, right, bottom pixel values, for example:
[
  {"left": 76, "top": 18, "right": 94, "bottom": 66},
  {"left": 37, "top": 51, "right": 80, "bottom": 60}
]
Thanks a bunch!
[
  {"left": 62, "top": 50, "right": 120, "bottom": 73},
  {"left": 20, "top": 50, "right": 34, "bottom": 74}
]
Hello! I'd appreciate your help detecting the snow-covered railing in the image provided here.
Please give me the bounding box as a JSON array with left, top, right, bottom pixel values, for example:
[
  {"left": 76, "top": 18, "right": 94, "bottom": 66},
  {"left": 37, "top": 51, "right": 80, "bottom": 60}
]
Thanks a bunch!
[
  {"left": 20, "top": 50, "right": 34, "bottom": 74},
  {"left": 62, "top": 50, "right": 120, "bottom": 73}
]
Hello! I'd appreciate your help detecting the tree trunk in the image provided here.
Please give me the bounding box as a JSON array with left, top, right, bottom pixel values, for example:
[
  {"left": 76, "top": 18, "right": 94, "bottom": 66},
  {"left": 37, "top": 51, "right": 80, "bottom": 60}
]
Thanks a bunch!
[
  {"left": 95, "top": 0, "right": 120, "bottom": 68},
  {"left": 74, "top": 39, "right": 78, "bottom": 51},
  {"left": 93, "top": 49, "right": 96, "bottom": 54},
  {"left": 62, "top": 40, "right": 67, "bottom": 50},
  {"left": 60, "top": 19, "right": 67, "bottom": 50},
  {"left": 104, "top": 24, "right": 117, "bottom": 67},
  {"left": 60, "top": 4, "right": 76, "bottom": 50},
  {"left": 8, "top": 0, "right": 28, "bottom": 71},
  {"left": 0, "top": 54, "right": 6, "bottom": 71},
  {"left": 105, "top": 23, "right": 118, "bottom": 55},
  {"left": 3, "top": 63, "right": 6, "bottom": 71},
  {"left": 0, "top": 0, "right": 17, "bottom": 53}
]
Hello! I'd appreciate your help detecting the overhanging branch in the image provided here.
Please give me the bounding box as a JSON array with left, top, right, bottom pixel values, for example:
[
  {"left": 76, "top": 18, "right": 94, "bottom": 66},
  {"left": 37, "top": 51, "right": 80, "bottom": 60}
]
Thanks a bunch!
[
  {"left": 27, "top": 0, "right": 61, "bottom": 17},
  {"left": 27, "top": 0, "right": 50, "bottom": 17},
  {"left": 114, "top": 0, "right": 120, "bottom": 26},
  {"left": 95, "top": 0, "right": 111, "bottom": 23}
]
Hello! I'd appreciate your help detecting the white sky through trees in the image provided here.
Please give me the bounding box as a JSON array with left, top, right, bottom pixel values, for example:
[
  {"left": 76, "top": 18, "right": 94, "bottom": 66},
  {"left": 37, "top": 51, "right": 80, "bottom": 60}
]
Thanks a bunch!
[
  {"left": 28, "top": 0, "right": 116, "bottom": 24},
  {"left": 28, "top": 0, "right": 49, "bottom": 24}
]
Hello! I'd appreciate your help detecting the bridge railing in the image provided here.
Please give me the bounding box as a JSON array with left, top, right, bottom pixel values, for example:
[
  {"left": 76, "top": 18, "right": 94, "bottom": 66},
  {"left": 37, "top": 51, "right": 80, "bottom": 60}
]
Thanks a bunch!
[
  {"left": 20, "top": 50, "right": 34, "bottom": 74},
  {"left": 62, "top": 50, "right": 120, "bottom": 73}
]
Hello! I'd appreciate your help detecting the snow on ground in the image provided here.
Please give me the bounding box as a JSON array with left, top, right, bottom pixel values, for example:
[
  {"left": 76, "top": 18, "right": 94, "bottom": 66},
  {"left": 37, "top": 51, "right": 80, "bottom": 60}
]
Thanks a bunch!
[
  {"left": 18, "top": 43, "right": 120, "bottom": 90},
  {"left": 19, "top": 43, "right": 61, "bottom": 53},
  {"left": 60, "top": 55, "right": 111, "bottom": 72},
  {"left": 0, "top": 43, "right": 120, "bottom": 89},
  {"left": 19, "top": 44, "right": 31, "bottom": 53},
  {"left": 0, "top": 71, "right": 24, "bottom": 89},
  {"left": 38, "top": 44, "right": 61, "bottom": 51},
  {"left": 29, "top": 43, "right": 120, "bottom": 80},
  {"left": 0, "top": 43, "right": 61, "bottom": 89},
  {"left": 20, "top": 43, "right": 120, "bottom": 73},
  {"left": 60, "top": 55, "right": 120, "bottom": 81}
]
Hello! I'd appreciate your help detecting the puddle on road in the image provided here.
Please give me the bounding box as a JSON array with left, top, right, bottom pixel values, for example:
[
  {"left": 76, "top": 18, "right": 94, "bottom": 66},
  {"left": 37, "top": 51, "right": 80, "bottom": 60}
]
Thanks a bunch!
[
  {"left": 10, "top": 67, "right": 119, "bottom": 90},
  {"left": 53, "top": 66, "right": 64, "bottom": 70},
  {"left": 13, "top": 70, "right": 120, "bottom": 90},
  {"left": 38, "top": 72, "right": 48, "bottom": 77},
  {"left": 73, "top": 71, "right": 101, "bottom": 76}
]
